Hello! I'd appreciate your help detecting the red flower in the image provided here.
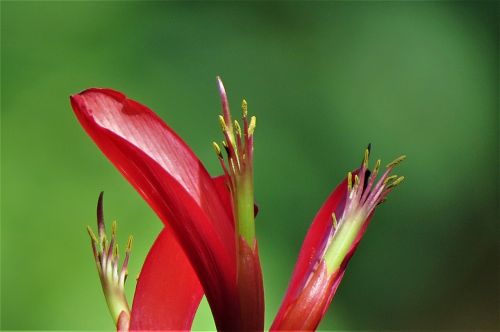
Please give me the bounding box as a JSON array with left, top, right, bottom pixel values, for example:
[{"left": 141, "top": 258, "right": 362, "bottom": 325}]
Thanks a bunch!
[
  {"left": 271, "top": 148, "right": 405, "bottom": 331},
  {"left": 72, "top": 80, "right": 404, "bottom": 331}
]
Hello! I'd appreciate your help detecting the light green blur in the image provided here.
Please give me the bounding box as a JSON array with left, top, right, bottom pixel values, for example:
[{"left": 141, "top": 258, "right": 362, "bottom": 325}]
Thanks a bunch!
[{"left": 1, "top": 1, "right": 498, "bottom": 330}]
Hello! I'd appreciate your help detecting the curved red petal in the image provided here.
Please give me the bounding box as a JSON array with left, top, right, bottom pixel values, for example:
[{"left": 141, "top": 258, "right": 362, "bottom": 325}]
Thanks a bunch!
[
  {"left": 272, "top": 176, "right": 348, "bottom": 329},
  {"left": 70, "top": 89, "right": 239, "bottom": 329},
  {"left": 130, "top": 227, "right": 203, "bottom": 331}
]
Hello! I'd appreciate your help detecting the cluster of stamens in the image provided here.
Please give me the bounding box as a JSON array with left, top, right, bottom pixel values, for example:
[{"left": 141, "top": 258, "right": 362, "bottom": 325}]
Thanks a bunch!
[
  {"left": 87, "top": 192, "right": 133, "bottom": 323},
  {"left": 212, "top": 77, "right": 256, "bottom": 193},
  {"left": 332, "top": 145, "right": 406, "bottom": 232},
  {"left": 321, "top": 146, "right": 405, "bottom": 274}
]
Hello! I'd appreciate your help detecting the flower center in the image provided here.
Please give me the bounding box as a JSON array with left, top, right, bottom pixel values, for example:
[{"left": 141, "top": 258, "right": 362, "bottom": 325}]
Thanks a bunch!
[
  {"left": 213, "top": 77, "right": 257, "bottom": 246},
  {"left": 323, "top": 147, "right": 406, "bottom": 274}
]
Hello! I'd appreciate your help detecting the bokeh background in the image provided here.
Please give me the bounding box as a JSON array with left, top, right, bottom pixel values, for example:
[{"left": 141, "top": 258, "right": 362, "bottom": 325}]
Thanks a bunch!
[{"left": 1, "top": 1, "right": 498, "bottom": 330}]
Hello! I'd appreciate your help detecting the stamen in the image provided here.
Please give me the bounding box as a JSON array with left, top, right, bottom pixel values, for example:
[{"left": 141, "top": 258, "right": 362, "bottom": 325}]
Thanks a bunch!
[
  {"left": 387, "top": 176, "right": 405, "bottom": 188},
  {"left": 383, "top": 175, "right": 398, "bottom": 185},
  {"left": 212, "top": 141, "right": 222, "bottom": 158},
  {"left": 242, "top": 99, "right": 248, "bottom": 118},
  {"left": 234, "top": 120, "right": 242, "bottom": 138},
  {"left": 347, "top": 172, "right": 352, "bottom": 191},
  {"left": 332, "top": 213, "right": 338, "bottom": 230},
  {"left": 87, "top": 225, "right": 98, "bottom": 243},
  {"left": 248, "top": 116, "right": 256, "bottom": 136},
  {"left": 363, "top": 148, "right": 369, "bottom": 168},
  {"left": 218, "top": 115, "right": 228, "bottom": 133},
  {"left": 386, "top": 155, "right": 406, "bottom": 168},
  {"left": 126, "top": 235, "right": 133, "bottom": 252}
]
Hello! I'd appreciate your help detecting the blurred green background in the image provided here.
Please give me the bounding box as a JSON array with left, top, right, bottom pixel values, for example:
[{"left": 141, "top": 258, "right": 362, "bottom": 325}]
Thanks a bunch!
[{"left": 1, "top": 1, "right": 498, "bottom": 330}]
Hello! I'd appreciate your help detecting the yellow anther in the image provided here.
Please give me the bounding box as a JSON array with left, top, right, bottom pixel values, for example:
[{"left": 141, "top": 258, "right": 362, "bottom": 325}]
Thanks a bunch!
[
  {"left": 354, "top": 174, "right": 360, "bottom": 187},
  {"left": 218, "top": 115, "right": 228, "bottom": 132},
  {"left": 126, "top": 235, "right": 133, "bottom": 252},
  {"left": 248, "top": 116, "right": 256, "bottom": 135},
  {"left": 388, "top": 176, "right": 405, "bottom": 187},
  {"left": 347, "top": 172, "right": 352, "bottom": 191},
  {"left": 386, "top": 155, "right": 406, "bottom": 168},
  {"left": 363, "top": 149, "right": 369, "bottom": 168},
  {"left": 332, "top": 213, "right": 338, "bottom": 229},
  {"left": 112, "top": 220, "right": 117, "bottom": 236},
  {"left": 222, "top": 141, "right": 228, "bottom": 149},
  {"left": 374, "top": 159, "right": 381, "bottom": 173},
  {"left": 113, "top": 244, "right": 119, "bottom": 258},
  {"left": 212, "top": 141, "right": 222, "bottom": 157},
  {"left": 234, "top": 120, "right": 242, "bottom": 137},
  {"left": 384, "top": 175, "right": 398, "bottom": 185},
  {"left": 87, "top": 225, "right": 98, "bottom": 243},
  {"left": 242, "top": 99, "right": 248, "bottom": 117}
]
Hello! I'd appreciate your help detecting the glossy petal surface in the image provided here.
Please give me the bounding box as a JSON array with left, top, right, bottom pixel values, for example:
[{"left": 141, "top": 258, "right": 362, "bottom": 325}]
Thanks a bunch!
[
  {"left": 272, "top": 172, "right": 374, "bottom": 331},
  {"left": 71, "top": 89, "right": 239, "bottom": 329},
  {"left": 130, "top": 227, "right": 203, "bottom": 331}
]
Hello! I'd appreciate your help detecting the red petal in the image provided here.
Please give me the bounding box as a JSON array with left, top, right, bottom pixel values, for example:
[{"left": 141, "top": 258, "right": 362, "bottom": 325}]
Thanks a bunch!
[
  {"left": 237, "top": 237, "right": 265, "bottom": 331},
  {"left": 272, "top": 177, "right": 348, "bottom": 329},
  {"left": 71, "top": 89, "right": 239, "bottom": 329},
  {"left": 130, "top": 227, "right": 203, "bottom": 331},
  {"left": 211, "top": 175, "right": 234, "bottom": 224}
]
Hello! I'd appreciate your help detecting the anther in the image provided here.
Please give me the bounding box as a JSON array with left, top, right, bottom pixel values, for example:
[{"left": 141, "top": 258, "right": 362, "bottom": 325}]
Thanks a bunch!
[
  {"left": 386, "top": 155, "right": 406, "bottom": 168},
  {"left": 126, "top": 236, "right": 133, "bottom": 252},
  {"left": 383, "top": 175, "right": 398, "bottom": 185},
  {"left": 374, "top": 159, "right": 381, "bottom": 173},
  {"left": 332, "top": 213, "right": 338, "bottom": 230},
  {"left": 387, "top": 176, "right": 405, "bottom": 188},
  {"left": 248, "top": 116, "right": 256, "bottom": 135},
  {"left": 242, "top": 99, "right": 248, "bottom": 118},
  {"left": 347, "top": 172, "right": 352, "bottom": 191},
  {"left": 212, "top": 141, "right": 222, "bottom": 158},
  {"left": 87, "top": 225, "right": 98, "bottom": 243},
  {"left": 234, "top": 120, "right": 242, "bottom": 137},
  {"left": 218, "top": 115, "right": 228, "bottom": 132},
  {"left": 363, "top": 149, "right": 369, "bottom": 168}
]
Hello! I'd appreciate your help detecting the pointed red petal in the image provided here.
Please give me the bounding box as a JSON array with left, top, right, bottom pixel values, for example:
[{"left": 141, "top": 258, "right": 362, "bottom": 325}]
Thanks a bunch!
[
  {"left": 130, "top": 227, "right": 203, "bottom": 331},
  {"left": 272, "top": 177, "right": 348, "bottom": 327},
  {"left": 70, "top": 89, "right": 239, "bottom": 329}
]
